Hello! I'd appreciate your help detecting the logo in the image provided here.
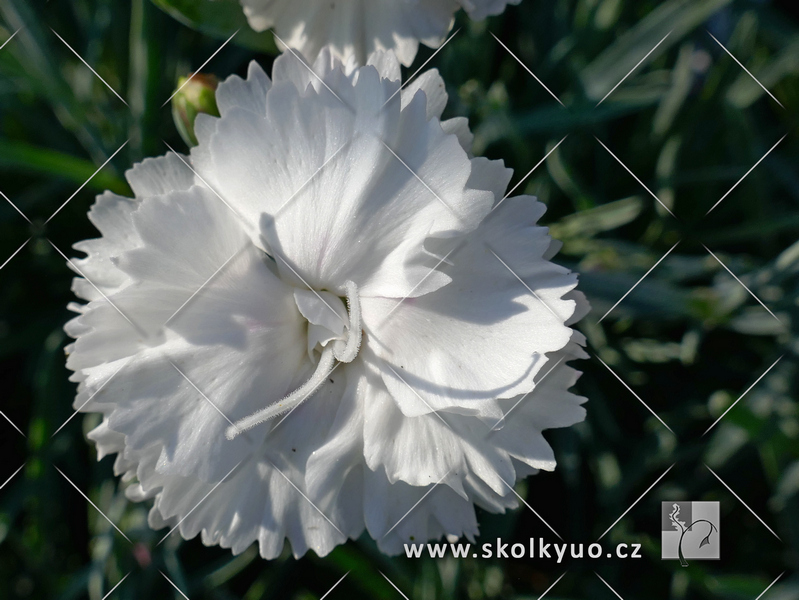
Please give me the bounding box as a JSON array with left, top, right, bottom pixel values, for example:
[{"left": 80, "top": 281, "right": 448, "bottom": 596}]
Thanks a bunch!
[{"left": 661, "top": 501, "right": 720, "bottom": 566}]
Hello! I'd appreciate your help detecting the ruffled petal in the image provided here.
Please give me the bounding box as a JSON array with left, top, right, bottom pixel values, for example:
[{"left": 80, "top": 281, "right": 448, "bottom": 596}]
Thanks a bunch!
[
  {"left": 139, "top": 365, "right": 362, "bottom": 558},
  {"left": 490, "top": 342, "right": 588, "bottom": 473},
  {"left": 305, "top": 361, "right": 367, "bottom": 500},
  {"left": 270, "top": 46, "right": 356, "bottom": 97},
  {"left": 402, "top": 69, "right": 448, "bottom": 119},
  {"left": 216, "top": 60, "right": 272, "bottom": 117},
  {"left": 236, "top": 0, "right": 521, "bottom": 69},
  {"left": 361, "top": 357, "right": 516, "bottom": 496},
  {"left": 70, "top": 191, "right": 142, "bottom": 301},
  {"left": 362, "top": 195, "right": 578, "bottom": 418},
  {"left": 192, "top": 67, "right": 493, "bottom": 299},
  {"left": 241, "top": 0, "right": 456, "bottom": 67},
  {"left": 364, "top": 466, "right": 479, "bottom": 556},
  {"left": 125, "top": 152, "right": 195, "bottom": 198},
  {"left": 442, "top": 117, "right": 475, "bottom": 153},
  {"left": 72, "top": 186, "right": 309, "bottom": 482}
]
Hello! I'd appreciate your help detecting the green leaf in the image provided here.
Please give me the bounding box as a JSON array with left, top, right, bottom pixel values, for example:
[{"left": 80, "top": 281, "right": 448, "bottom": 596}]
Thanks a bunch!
[
  {"left": 0, "top": 139, "right": 129, "bottom": 195},
  {"left": 323, "top": 544, "right": 407, "bottom": 599},
  {"left": 151, "top": 0, "right": 278, "bottom": 53},
  {"left": 726, "top": 37, "right": 799, "bottom": 108},
  {"left": 581, "top": 0, "right": 733, "bottom": 101},
  {"left": 577, "top": 267, "right": 693, "bottom": 318},
  {"left": 552, "top": 196, "right": 644, "bottom": 239},
  {"left": 474, "top": 100, "right": 656, "bottom": 151},
  {"left": 705, "top": 574, "right": 777, "bottom": 599}
]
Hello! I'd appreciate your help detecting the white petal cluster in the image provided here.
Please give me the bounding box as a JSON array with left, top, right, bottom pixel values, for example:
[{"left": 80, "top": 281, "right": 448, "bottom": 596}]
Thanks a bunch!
[
  {"left": 66, "top": 48, "right": 587, "bottom": 558},
  {"left": 240, "top": 0, "right": 522, "bottom": 66}
]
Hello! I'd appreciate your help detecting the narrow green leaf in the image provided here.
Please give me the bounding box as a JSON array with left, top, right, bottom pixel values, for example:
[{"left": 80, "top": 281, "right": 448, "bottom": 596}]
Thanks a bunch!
[
  {"left": 726, "top": 37, "right": 799, "bottom": 108},
  {"left": 0, "top": 139, "right": 129, "bottom": 196},
  {"left": 552, "top": 196, "right": 644, "bottom": 239},
  {"left": 581, "top": 0, "right": 733, "bottom": 101},
  {"left": 151, "top": 0, "right": 279, "bottom": 53}
]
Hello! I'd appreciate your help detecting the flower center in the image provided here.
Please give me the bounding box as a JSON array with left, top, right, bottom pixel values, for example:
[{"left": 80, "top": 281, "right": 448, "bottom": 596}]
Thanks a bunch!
[{"left": 225, "top": 281, "right": 361, "bottom": 440}]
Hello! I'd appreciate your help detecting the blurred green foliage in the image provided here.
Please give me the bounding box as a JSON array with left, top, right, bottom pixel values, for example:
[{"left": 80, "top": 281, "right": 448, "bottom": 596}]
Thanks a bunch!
[{"left": 1, "top": 0, "right": 798, "bottom": 598}]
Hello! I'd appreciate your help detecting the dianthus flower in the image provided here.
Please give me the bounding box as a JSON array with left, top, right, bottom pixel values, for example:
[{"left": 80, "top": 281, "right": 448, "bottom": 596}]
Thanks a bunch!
[{"left": 66, "top": 47, "right": 587, "bottom": 557}]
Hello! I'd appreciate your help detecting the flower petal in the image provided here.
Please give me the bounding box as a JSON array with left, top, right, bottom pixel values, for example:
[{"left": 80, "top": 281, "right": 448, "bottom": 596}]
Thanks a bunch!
[
  {"left": 442, "top": 117, "right": 474, "bottom": 153},
  {"left": 363, "top": 466, "right": 479, "bottom": 556},
  {"left": 402, "top": 69, "right": 448, "bottom": 119},
  {"left": 241, "top": 0, "right": 455, "bottom": 67},
  {"left": 305, "top": 362, "right": 367, "bottom": 500},
  {"left": 140, "top": 368, "right": 362, "bottom": 558},
  {"left": 362, "top": 195, "right": 578, "bottom": 418},
  {"left": 73, "top": 186, "right": 309, "bottom": 482},
  {"left": 193, "top": 69, "right": 493, "bottom": 298},
  {"left": 293, "top": 289, "right": 347, "bottom": 335},
  {"left": 361, "top": 358, "right": 518, "bottom": 497},
  {"left": 491, "top": 349, "right": 587, "bottom": 473},
  {"left": 125, "top": 152, "right": 195, "bottom": 198},
  {"left": 70, "top": 191, "right": 141, "bottom": 302},
  {"left": 216, "top": 60, "right": 272, "bottom": 117}
]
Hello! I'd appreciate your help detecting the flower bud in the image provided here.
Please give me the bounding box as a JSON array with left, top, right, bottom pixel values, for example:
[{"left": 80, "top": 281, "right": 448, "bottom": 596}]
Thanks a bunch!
[{"left": 171, "top": 73, "right": 220, "bottom": 147}]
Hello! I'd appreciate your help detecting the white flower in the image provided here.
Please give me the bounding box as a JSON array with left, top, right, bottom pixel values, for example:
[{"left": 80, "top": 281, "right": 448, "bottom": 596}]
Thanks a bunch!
[
  {"left": 240, "top": 0, "right": 522, "bottom": 67},
  {"left": 65, "top": 47, "right": 588, "bottom": 558}
]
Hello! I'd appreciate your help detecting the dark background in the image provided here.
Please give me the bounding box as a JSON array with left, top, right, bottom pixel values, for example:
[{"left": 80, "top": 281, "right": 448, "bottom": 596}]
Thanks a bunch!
[{"left": 1, "top": 0, "right": 798, "bottom": 598}]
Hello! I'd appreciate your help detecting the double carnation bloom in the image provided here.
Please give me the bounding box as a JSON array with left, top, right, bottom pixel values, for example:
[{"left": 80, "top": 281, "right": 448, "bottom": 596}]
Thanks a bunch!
[{"left": 65, "top": 4, "right": 588, "bottom": 559}]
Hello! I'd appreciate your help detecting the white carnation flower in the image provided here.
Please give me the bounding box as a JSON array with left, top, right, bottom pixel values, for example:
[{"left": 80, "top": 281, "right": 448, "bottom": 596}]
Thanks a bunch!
[
  {"left": 65, "top": 47, "right": 588, "bottom": 558},
  {"left": 240, "top": 0, "right": 522, "bottom": 66}
]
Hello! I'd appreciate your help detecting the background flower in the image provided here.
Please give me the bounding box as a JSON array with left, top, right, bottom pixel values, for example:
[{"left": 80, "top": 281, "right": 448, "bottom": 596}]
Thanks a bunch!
[{"left": 239, "top": 0, "right": 521, "bottom": 66}]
